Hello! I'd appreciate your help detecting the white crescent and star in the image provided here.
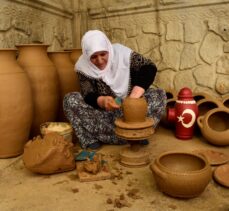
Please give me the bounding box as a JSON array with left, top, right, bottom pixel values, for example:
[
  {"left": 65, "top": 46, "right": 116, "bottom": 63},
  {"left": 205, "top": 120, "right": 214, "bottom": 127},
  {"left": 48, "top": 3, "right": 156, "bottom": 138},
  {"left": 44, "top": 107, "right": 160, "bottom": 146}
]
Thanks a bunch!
[{"left": 177, "top": 109, "right": 196, "bottom": 128}]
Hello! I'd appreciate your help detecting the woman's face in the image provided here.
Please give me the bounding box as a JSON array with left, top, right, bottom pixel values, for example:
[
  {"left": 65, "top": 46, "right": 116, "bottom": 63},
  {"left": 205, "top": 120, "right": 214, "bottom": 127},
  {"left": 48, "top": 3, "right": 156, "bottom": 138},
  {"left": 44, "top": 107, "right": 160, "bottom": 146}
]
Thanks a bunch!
[{"left": 90, "top": 51, "right": 109, "bottom": 70}]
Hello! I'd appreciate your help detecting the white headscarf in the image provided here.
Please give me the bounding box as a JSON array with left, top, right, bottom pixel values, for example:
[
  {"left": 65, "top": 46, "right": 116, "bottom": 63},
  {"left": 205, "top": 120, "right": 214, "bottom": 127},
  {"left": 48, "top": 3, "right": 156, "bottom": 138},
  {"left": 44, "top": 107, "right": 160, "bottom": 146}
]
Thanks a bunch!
[{"left": 75, "top": 30, "right": 132, "bottom": 98}]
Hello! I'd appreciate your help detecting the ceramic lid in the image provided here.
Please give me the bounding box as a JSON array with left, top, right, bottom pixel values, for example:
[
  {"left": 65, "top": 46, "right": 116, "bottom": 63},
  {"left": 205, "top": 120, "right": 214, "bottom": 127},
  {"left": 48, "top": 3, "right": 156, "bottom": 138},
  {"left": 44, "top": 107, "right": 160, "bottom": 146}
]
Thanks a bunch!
[{"left": 213, "top": 163, "right": 229, "bottom": 188}]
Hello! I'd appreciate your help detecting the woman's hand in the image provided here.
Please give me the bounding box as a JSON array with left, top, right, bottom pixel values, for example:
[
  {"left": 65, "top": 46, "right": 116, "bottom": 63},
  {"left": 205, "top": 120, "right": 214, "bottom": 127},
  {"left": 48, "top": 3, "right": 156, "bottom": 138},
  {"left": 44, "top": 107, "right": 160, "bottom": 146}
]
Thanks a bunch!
[
  {"left": 129, "top": 86, "right": 145, "bottom": 98},
  {"left": 97, "top": 96, "right": 120, "bottom": 111}
]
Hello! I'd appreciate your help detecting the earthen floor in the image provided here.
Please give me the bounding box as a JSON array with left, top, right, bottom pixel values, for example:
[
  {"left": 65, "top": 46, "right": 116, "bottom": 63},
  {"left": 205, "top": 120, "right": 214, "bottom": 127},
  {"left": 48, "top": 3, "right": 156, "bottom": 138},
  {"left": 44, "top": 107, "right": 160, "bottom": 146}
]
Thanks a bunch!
[{"left": 0, "top": 126, "right": 228, "bottom": 211}]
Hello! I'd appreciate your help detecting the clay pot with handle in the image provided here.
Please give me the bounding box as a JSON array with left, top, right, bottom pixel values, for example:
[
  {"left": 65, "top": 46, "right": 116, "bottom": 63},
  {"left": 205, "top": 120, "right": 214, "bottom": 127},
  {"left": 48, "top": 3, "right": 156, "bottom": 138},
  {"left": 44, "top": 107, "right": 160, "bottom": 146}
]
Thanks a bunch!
[
  {"left": 150, "top": 151, "right": 212, "bottom": 198},
  {"left": 197, "top": 107, "right": 229, "bottom": 146}
]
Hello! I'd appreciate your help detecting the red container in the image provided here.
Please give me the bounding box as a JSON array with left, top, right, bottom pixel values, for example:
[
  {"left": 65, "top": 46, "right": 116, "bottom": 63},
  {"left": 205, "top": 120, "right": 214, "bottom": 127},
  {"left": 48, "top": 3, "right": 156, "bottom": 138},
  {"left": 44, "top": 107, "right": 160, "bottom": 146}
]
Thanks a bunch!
[{"left": 167, "top": 87, "right": 198, "bottom": 139}]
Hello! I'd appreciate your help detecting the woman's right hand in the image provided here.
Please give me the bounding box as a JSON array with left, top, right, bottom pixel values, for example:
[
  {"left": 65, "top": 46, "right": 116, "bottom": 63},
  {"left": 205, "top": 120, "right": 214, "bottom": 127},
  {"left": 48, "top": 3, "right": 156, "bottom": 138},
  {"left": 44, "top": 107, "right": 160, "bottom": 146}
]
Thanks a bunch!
[{"left": 97, "top": 96, "right": 120, "bottom": 111}]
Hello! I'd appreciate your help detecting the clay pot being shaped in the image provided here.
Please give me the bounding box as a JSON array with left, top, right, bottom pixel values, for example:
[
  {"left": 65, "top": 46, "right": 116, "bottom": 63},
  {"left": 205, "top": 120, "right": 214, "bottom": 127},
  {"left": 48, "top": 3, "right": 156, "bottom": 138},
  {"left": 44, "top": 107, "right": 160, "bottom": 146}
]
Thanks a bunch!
[
  {"left": 150, "top": 151, "right": 212, "bottom": 198},
  {"left": 16, "top": 44, "right": 59, "bottom": 137},
  {"left": 23, "top": 133, "right": 76, "bottom": 174},
  {"left": 48, "top": 51, "right": 80, "bottom": 121},
  {"left": 0, "top": 49, "right": 33, "bottom": 158},
  {"left": 197, "top": 107, "right": 229, "bottom": 146},
  {"left": 222, "top": 94, "right": 229, "bottom": 109},
  {"left": 122, "top": 97, "right": 147, "bottom": 123},
  {"left": 66, "top": 48, "right": 82, "bottom": 65},
  {"left": 197, "top": 98, "right": 222, "bottom": 117}
]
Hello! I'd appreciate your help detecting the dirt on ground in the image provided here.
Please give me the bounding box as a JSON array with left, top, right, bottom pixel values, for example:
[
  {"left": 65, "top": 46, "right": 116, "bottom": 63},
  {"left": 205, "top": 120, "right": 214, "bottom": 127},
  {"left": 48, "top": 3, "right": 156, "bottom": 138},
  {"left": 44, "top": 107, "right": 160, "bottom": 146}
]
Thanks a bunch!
[{"left": 0, "top": 126, "right": 228, "bottom": 211}]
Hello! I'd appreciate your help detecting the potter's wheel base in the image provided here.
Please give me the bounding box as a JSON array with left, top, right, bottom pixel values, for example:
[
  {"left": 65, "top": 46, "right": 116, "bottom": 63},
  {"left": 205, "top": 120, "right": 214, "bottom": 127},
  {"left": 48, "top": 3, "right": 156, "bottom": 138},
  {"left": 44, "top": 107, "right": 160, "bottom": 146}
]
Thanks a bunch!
[{"left": 119, "top": 145, "right": 150, "bottom": 168}]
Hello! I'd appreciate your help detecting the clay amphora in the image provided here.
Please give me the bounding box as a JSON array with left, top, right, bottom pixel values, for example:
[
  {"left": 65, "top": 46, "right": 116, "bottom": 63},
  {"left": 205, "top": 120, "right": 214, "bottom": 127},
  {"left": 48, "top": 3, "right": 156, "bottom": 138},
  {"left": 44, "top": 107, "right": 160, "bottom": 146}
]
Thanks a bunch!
[
  {"left": 122, "top": 97, "right": 147, "bottom": 122},
  {"left": 150, "top": 151, "right": 212, "bottom": 198},
  {"left": 197, "top": 107, "right": 229, "bottom": 146},
  {"left": 16, "top": 44, "right": 59, "bottom": 137},
  {"left": 48, "top": 51, "right": 80, "bottom": 121},
  {"left": 65, "top": 48, "right": 82, "bottom": 65},
  {"left": 0, "top": 49, "right": 33, "bottom": 158}
]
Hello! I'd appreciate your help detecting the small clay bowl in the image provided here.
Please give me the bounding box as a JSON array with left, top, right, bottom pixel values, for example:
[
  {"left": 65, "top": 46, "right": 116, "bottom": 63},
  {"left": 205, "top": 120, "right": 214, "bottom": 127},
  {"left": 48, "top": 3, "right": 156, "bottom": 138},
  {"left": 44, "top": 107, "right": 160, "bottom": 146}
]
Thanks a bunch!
[
  {"left": 213, "top": 163, "right": 229, "bottom": 188},
  {"left": 193, "top": 92, "right": 212, "bottom": 102},
  {"left": 165, "top": 89, "right": 177, "bottom": 100},
  {"left": 222, "top": 94, "right": 229, "bottom": 109},
  {"left": 197, "top": 98, "right": 222, "bottom": 117},
  {"left": 150, "top": 151, "right": 212, "bottom": 198}
]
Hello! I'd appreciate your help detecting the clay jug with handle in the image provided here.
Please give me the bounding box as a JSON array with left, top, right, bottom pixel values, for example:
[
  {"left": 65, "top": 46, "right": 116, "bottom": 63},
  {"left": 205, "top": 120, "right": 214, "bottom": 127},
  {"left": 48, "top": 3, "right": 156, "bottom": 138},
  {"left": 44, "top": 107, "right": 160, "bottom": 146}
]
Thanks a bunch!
[
  {"left": 16, "top": 44, "right": 59, "bottom": 137},
  {"left": 0, "top": 49, "right": 33, "bottom": 158}
]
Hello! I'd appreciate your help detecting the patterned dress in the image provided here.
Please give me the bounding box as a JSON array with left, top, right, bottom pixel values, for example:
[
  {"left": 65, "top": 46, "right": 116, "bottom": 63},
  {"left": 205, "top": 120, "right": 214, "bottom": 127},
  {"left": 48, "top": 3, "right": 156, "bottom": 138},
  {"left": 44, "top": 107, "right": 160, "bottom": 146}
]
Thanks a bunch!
[{"left": 63, "top": 52, "right": 167, "bottom": 149}]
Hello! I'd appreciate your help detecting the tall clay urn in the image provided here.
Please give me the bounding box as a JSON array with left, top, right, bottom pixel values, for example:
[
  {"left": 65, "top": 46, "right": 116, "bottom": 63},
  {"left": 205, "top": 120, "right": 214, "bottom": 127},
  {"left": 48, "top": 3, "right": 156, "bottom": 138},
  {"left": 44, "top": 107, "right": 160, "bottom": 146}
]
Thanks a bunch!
[
  {"left": 16, "top": 44, "right": 59, "bottom": 137},
  {"left": 0, "top": 49, "right": 33, "bottom": 158},
  {"left": 69, "top": 48, "right": 82, "bottom": 65},
  {"left": 48, "top": 51, "right": 80, "bottom": 121}
]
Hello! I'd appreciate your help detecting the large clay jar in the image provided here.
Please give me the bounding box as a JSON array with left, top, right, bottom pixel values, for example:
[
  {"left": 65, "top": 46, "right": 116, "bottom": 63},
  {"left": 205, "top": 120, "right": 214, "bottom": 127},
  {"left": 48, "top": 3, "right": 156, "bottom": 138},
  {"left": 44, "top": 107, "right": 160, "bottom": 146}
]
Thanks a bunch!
[
  {"left": 16, "top": 44, "right": 59, "bottom": 137},
  {"left": 0, "top": 49, "right": 33, "bottom": 158},
  {"left": 197, "top": 107, "right": 229, "bottom": 146},
  {"left": 67, "top": 48, "right": 82, "bottom": 65},
  {"left": 150, "top": 151, "right": 212, "bottom": 198},
  {"left": 48, "top": 51, "right": 80, "bottom": 121},
  {"left": 122, "top": 97, "right": 147, "bottom": 122}
]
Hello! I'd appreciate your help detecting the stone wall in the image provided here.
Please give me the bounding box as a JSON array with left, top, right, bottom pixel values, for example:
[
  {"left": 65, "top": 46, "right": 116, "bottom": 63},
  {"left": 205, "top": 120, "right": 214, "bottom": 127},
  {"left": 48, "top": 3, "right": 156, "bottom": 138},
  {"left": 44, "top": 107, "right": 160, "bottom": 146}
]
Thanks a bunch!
[
  {"left": 78, "top": 0, "right": 229, "bottom": 97},
  {"left": 0, "top": 0, "right": 74, "bottom": 51}
]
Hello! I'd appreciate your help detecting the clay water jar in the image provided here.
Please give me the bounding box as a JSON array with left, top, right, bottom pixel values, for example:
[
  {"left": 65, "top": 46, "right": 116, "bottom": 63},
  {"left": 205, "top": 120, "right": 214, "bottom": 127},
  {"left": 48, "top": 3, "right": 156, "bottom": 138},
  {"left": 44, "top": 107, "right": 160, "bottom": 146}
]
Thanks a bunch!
[
  {"left": 197, "top": 107, "right": 229, "bottom": 146},
  {"left": 122, "top": 97, "right": 147, "bottom": 122},
  {"left": 197, "top": 98, "right": 222, "bottom": 117},
  {"left": 150, "top": 151, "right": 212, "bottom": 198},
  {"left": 0, "top": 49, "right": 33, "bottom": 158},
  {"left": 16, "top": 44, "right": 59, "bottom": 137},
  {"left": 48, "top": 51, "right": 80, "bottom": 121}
]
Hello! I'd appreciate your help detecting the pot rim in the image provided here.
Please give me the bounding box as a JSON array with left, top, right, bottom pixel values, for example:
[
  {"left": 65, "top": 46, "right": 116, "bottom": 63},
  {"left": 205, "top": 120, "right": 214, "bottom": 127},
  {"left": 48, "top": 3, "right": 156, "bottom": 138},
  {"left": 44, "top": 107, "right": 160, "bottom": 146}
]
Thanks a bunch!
[
  {"left": 154, "top": 151, "right": 210, "bottom": 175},
  {"left": 15, "top": 44, "right": 50, "bottom": 47}
]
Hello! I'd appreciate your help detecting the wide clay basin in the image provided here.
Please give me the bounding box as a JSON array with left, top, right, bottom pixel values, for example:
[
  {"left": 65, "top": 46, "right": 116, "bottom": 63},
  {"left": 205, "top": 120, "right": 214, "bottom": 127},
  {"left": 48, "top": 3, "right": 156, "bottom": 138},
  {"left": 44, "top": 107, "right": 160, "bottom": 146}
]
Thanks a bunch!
[
  {"left": 150, "top": 151, "right": 212, "bottom": 198},
  {"left": 197, "top": 107, "right": 229, "bottom": 146}
]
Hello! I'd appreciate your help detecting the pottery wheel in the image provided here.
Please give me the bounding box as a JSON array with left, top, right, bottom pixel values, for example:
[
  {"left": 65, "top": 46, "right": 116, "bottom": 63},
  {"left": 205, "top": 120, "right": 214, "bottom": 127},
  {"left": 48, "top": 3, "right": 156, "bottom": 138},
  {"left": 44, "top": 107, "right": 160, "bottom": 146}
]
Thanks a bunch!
[
  {"left": 213, "top": 163, "right": 229, "bottom": 188},
  {"left": 115, "top": 117, "right": 154, "bottom": 167}
]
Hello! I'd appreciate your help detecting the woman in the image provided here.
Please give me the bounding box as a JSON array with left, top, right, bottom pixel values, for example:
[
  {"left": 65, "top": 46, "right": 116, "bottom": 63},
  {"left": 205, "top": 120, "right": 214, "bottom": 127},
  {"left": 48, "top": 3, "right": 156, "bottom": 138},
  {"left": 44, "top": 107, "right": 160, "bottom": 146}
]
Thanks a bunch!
[{"left": 63, "top": 30, "right": 166, "bottom": 149}]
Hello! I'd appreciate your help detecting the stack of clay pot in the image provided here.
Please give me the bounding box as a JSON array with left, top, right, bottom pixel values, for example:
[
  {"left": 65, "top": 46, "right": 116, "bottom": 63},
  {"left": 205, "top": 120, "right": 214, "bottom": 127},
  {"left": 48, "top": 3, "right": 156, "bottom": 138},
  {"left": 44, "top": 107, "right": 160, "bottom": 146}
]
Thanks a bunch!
[
  {"left": 115, "top": 97, "right": 154, "bottom": 140},
  {"left": 0, "top": 49, "right": 33, "bottom": 158},
  {"left": 150, "top": 151, "right": 212, "bottom": 198}
]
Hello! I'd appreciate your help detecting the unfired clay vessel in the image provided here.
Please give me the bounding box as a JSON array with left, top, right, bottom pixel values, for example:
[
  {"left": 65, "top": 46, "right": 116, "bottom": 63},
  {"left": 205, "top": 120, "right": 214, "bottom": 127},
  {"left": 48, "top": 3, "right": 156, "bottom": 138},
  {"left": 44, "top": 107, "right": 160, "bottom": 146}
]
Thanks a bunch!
[
  {"left": 150, "top": 151, "right": 212, "bottom": 198},
  {"left": 16, "top": 44, "right": 59, "bottom": 137},
  {"left": 213, "top": 163, "right": 229, "bottom": 188},
  {"left": 48, "top": 51, "right": 80, "bottom": 121},
  {"left": 23, "top": 133, "right": 75, "bottom": 174},
  {"left": 222, "top": 94, "right": 229, "bottom": 109},
  {"left": 0, "top": 49, "right": 33, "bottom": 158},
  {"left": 193, "top": 92, "right": 212, "bottom": 102},
  {"left": 197, "top": 98, "right": 222, "bottom": 117},
  {"left": 197, "top": 107, "right": 229, "bottom": 146}
]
